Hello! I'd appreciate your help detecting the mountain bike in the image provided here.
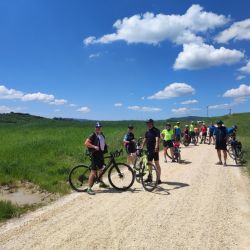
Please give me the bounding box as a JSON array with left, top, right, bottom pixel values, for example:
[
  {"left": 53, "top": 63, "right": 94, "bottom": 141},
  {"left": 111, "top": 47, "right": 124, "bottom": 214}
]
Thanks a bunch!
[
  {"left": 227, "top": 137, "right": 244, "bottom": 165},
  {"left": 69, "top": 149, "right": 135, "bottom": 192},
  {"left": 133, "top": 138, "right": 159, "bottom": 192}
]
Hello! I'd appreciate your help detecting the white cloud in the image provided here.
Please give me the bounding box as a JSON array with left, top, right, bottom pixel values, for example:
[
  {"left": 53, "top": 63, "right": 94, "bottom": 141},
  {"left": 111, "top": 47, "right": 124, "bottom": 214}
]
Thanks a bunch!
[
  {"left": 77, "top": 107, "right": 91, "bottom": 113},
  {"left": 89, "top": 53, "right": 101, "bottom": 59},
  {"left": 128, "top": 106, "right": 162, "bottom": 112},
  {"left": 84, "top": 5, "right": 228, "bottom": 46},
  {"left": 174, "top": 43, "right": 244, "bottom": 70},
  {"left": 223, "top": 84, "right": 250, "bottom": 97},
  {"left": 0, "top": 85, "right": 23, "bottom": 99},
  {"left": 0, "top": 105, "right": 24, "bottom": 113},
  {"left": 0, "top": 85, "right": 69, "bottom": 106},
  {"left": 171, "top": 107, "right": 201, "bottom": 114},
  {"left": 114, "top": 103, "right": 123, "bottom": 107},
  {"left": 50, "top": 99, "right": 68, "bottom": 105},
  {"left": 236, "top": 75, "right": 246, "bottom": 81},
  {"left": 180, "top": 99, "right": 198, "bottom": 104},
  {"left": 215, "top": 18, "right": 250, "bottom": 43},
  {"left": 148, "top": 83, "right": 195, "bottom": 100},
  {"left": 54, "top": 109, "right": 61, "bottom": 112},
  {"left": 208, "top": 104, "right": 231, "bottom": 110},
  {"left": 239, "top": 61, "right": 250, "bottom": 74},
  {"left": 69, "top": 103, "right": 77, "bottom": 107}
]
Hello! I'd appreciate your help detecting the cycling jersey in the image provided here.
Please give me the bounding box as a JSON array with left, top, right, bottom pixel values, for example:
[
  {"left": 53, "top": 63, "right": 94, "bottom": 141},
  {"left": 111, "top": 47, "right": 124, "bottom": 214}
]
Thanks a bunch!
[
  {"left": 145, "top": 127, "right": 160, "bottom": 152},
  {"left": 174, "top": 125, "right": 181, "bottom": 136},
  {"left": 189, "top": 124, "right": 194, "bottom": 132},
  {"left": 161, "top": 129, "right": 173, "bottom": 141}
]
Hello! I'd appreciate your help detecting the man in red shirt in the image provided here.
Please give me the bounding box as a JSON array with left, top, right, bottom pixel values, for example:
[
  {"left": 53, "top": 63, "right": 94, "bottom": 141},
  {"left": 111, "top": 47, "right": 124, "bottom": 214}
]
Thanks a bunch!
[{"left": 200, "top": 123, "right": 207, "bottom": 144}]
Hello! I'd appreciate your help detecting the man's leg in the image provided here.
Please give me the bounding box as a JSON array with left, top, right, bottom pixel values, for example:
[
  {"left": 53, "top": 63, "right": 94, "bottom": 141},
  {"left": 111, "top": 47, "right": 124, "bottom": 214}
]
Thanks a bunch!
[
  {"left": 170, "top": 147, "right": 175, "bottom": 161},
  {"left": 216, "top": 149, "right": 222, "bottom": 164},
  {"left": 163, "top": 147, "right": 167, "bottom": 162},
  {"left": 154, "top": 160, "right": 161, "bottom": 180}
]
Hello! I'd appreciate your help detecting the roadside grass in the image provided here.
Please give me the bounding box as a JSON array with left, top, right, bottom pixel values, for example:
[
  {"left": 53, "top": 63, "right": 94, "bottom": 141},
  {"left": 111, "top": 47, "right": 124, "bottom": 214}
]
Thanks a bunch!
[{"left": 0, "top": 200, "right": 39, "bottom": 222}]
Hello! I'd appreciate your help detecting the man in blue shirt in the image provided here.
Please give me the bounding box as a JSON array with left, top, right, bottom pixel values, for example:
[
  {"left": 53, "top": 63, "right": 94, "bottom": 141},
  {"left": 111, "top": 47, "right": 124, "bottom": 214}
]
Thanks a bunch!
[
  {"left": 213, "top": 120, "right": 228, "bottom": 166},
  {"left": 208, "top": 123, "right": 215, "bottom": 145}
]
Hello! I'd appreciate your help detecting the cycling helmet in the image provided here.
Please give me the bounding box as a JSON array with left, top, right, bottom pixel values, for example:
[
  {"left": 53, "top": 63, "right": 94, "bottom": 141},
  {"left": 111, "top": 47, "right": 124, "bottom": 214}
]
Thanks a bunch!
[
  {"left": 166, "top": 123, "right": 171, "bottom": 127},
  {"left": 128, "top": 124, "right": 134, "bottom": 129},
  {"left": 216, "top": 120, "right": 223, "bottom": 125},
  {"left": 185, "top": 125, "right": 189, "bottom": 127},
  {"left": 95, "top": 122, "right": 102, "bottom": 128},
  {"left": 176, "top": 121, "right": 180, "bottom": 124}
]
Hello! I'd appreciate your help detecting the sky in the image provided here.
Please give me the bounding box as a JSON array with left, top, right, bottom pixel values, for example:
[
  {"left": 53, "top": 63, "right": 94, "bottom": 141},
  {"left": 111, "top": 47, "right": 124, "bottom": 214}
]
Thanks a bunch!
[{"left": 0, "top": 0, "right": 250, "bottom": 120}]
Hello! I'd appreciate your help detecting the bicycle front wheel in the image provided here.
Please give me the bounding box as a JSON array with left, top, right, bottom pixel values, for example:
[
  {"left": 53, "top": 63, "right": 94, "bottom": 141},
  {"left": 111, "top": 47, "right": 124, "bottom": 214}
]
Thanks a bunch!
[
  {"left": 108, "top": 163, "right": 135, "bottom": 191},
  {"left": 69, "top": 164, "right": 90, "bottom": 192},
  {"left": 141, "top": 162, "right": 159, "bottom": 192}
]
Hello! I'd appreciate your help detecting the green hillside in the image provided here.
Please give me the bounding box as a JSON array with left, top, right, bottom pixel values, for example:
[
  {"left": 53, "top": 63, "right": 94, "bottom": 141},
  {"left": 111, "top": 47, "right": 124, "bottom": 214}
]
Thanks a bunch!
[{"left": 0, "top": 112, "right": 249, "bottom": 195}]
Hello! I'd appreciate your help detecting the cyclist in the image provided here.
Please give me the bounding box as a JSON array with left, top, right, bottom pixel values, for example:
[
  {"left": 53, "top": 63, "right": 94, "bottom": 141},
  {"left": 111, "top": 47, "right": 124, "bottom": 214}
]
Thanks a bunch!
[
  {"left": 183, "top": 125, "right": 190, "bottom": 143},
  {"left": 213, "top": 120, "right": 228, "bottom": 166},
  {"left": 141, "top": 119, "right": 162, "bottom": 184},
  {"left": 123, "top": 125, "right": 136, "bottom": 167},
  {"left": 208, "top": 123, "right": 216, "bottom": 145},
  {"left": 161, "top": 123, "right": 175, "bottom": 162},
  {"left": 84, "top": 122, "right": 109, "bottom": 195},
  {"left": 174, "top": 122, "right": 181, "bottom": 142},
  {"left": 194, "top": 123, "right": 199, "bottom": 143},
  {"left": 200, "top": 123, "right": 207, "bottom": 144}
]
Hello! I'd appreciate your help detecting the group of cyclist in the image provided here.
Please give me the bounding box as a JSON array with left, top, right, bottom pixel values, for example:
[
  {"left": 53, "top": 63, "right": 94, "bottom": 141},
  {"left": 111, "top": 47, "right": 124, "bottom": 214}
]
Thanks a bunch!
[{"left": 83, "top": 119, "right": 238, "bottom": 195}]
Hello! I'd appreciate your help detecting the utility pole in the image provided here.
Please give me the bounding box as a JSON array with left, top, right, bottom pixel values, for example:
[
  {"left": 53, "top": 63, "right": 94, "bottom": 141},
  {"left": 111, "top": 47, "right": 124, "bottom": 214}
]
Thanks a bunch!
[
  {"left": 229, "top": 108, "right": 232, "bottom": 116},
  {"left": 206, "top": 105, "right": 209, "bottom": 118}
]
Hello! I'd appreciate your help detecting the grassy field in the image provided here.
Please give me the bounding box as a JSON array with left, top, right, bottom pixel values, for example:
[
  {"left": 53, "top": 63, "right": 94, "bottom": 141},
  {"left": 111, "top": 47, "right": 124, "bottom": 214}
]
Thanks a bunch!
[{"left": 0, "top": 112, "right": 249, "bottom": 221}]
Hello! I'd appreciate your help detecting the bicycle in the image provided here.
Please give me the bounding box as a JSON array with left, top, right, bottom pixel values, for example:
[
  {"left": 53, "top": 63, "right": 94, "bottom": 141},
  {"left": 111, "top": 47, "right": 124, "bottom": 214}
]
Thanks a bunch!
[
  {"left": 227, "top": 137, "right": 244, "bottom": 165},
  {"left": 133, "top": 138, "right": 159, "bottom": 192},
  {"left": 69, "top": 149, "right": 135, "bottom": 192},
  {"left": 166, "top": 140, "right": 182, "bottom": 163}
]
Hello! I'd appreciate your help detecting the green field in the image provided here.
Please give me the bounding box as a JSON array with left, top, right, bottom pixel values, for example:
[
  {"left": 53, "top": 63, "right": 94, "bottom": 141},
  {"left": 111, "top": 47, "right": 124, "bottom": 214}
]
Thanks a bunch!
[{"left": 0, "top": 112, "right": 249, "bottom": 195}]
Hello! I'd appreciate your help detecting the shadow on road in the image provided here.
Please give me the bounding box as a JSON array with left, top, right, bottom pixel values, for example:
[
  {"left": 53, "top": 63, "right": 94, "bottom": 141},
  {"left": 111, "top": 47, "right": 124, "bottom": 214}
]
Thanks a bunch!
[{"left": 154, "top": 181, "right": 190, "bottom": 196}]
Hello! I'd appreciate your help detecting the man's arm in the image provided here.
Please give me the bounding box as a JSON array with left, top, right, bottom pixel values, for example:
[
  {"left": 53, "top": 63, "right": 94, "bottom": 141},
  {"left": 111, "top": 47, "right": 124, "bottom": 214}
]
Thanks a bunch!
[{"left": 84, "top": 138, "right": 99, "bottom": 151}]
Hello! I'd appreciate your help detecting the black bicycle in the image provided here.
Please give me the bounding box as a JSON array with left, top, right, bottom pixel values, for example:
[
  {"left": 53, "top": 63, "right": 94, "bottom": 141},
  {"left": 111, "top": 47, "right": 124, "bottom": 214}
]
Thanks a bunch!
[
  {"left": 69, "top": 149, "right": 135, "bottom": 192},
  {"left": 227, "top": 137, "right": 244, "bottom": 165}
]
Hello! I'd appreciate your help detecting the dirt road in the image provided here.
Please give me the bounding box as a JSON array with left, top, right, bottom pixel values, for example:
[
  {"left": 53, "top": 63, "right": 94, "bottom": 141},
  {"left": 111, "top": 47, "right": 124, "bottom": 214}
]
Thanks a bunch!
[{"left": 0, "top": 144, "right": 250, "bottom": 250}]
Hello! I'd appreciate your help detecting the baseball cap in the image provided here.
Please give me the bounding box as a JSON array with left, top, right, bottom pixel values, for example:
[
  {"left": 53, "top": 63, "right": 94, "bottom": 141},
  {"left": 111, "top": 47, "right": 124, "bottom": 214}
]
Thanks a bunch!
[
  {"left": 146, "top": 118, "right": 154, "bottom": 123},
  {"left": 95, "top": 122, "right": 102, "bottom": 128},
  {"left": 216, "top": 120, "right": 223, "bottom": 125}
]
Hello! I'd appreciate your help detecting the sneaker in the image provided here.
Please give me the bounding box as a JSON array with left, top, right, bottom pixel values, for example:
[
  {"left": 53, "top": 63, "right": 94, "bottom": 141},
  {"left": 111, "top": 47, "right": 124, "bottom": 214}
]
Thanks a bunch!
[
  {"left": 164, "top": 159, "right": 168, "bottom": 163},
  {"left": 99, "top": 181, "right": 109, "bottom": 188},
  {"left": 171, "top": 159, "right": 176, "bottom": 163},
  {"left": 215, "top": 161, "right": 223, "bottom": 165},
  {"left": 144, "top": 174, "right": 152, "bottom": 183},
  {"left": 223, "top": 162, "right": 227, "bottom": 166},
  {"left": 157, "top": 179, "right": 162, "bottom": 185},
  {"left": 87, "top": 188, "right": 95, "bottom": 195}
]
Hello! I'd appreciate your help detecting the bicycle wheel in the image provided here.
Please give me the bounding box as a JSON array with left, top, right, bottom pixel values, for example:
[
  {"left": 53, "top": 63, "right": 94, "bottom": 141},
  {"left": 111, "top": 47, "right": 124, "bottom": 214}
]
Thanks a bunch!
[
  {"left": 141, "top": 162, "right": 159, "bottom": 192},
  {"left": 166, "top": 148, "right": 173, "bottom": 159},
  {"left": 108, "top": 163, "right": 135, "bottom": 191},
  {"left": 69, "top": 164, "right": 90, "bottom": 192},
  {"left": 227, "top": 145, "right": 235, "bottom": 160},
  {"left": 133, "top": 157, "right": 142, "bottom": 183}
]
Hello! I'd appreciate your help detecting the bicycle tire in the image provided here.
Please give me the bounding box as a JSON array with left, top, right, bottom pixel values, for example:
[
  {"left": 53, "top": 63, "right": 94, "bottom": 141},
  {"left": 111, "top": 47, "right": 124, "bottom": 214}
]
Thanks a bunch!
[
  {"left": 108, "top": 163, "right": 135, "bottom": 191},
  {"left": 166, "top": 148, "right": 173, "bottom": 159},
  {"left": 141, "top": 162, "right": 159, "bottom": 192},
  {"left": 69, "top": 164, "right": 90, "bottom": 192},
  {"left": 133, "top": 157, "right": 142, "bottom": 183}
]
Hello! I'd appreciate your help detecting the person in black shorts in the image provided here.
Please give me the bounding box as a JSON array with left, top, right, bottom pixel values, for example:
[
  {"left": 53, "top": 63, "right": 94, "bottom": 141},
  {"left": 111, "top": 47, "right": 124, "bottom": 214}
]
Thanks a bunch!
[
  {"left": 141, "top": 119, "right": 162, "bottom": 184},
  {"left": 84, "top": 122, "right": 109, "bottom": 195},
  {"left": 213, "top": 120, "right": 228, "bottom": 166},
  {"left": 123, "top": 125, "right": 136, "bottom": 166}
]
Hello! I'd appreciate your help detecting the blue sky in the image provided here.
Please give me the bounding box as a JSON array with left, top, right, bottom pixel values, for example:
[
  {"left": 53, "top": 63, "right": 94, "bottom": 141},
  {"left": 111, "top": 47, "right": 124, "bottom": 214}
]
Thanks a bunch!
[{"left": 0, "top": 0, "right": 250, "bottom": 120}]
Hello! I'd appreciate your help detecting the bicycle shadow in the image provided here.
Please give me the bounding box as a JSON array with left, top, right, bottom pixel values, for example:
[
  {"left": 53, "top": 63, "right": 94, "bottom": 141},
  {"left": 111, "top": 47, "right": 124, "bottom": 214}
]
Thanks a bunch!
[
  {"left": 153, "top": 181, "right": 190, "bottom": 196},
  {"left": 180, "top": 160, "right": 192, "bottom": 165},
  {"left": 95, "top": 187, "right": 140, "bottom": 194}
]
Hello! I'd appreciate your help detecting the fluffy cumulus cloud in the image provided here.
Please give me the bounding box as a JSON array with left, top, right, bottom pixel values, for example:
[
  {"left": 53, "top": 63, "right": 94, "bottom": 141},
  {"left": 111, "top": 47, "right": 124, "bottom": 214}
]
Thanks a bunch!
[
  {"left": 239, "top": 61, "right": 250, "bottom": 74},
  {"left": 89, "top": 53, "right": 101, "bottom": 59},
  {"left": 223, "top": 84, "right": 250, "bottom": 97},
  {"left": 84, "top": 5, "right": 228, "bottom": 46},
  {"left": 174, "top": 43, "right": 244, "bottom": 70},
  {"left": 171, "top": 107, "right": 201, "bottom": 114},
  {"left": 236, "top": 75, "right": 246, "bottom": 81},
  {"left": 208, "top": 103, "right": 231, "bottom": 110},
  {"left": 77, "top": 107, "right": 91, "bottom": 113},
  {"left": 114, "top": 103, "right": 123, "bottom": 107},
  {"left": 148, "top": 83, "right": 195, "bottom": 100},
  {"left": 215, "top": 18, "right": 250, "bottom": 43},
  {"left": 0, "top": 85, "right": 68, "bottom": 105},
  {"left": 128, "top": 106, "right": 162, "bottom": 112},
  {"left": 180, "top": 99, "right": 198, "bottom": 104}
]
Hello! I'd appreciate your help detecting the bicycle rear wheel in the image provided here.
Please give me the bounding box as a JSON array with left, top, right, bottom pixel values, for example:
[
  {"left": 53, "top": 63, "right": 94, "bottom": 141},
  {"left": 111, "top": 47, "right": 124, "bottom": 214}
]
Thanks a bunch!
[
  {"left": 69, "top": 164, "right": 90, "bottom": 192},
  {"left": 166, "top": 148, "right": 173, "bottom": 159},
  {"left": 108, "top": 163, "right": 135, "bottom": 191},
  {"left": 133, "top": 157, "right": 142, "bottom": 183},
  {"left": 141, "top": 162, "right": 159, "bottom": 192}
]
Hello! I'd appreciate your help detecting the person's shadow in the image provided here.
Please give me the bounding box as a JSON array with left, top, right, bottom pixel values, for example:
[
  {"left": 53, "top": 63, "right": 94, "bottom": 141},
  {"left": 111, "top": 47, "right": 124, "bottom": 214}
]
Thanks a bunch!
[{"left": 154, "top": 181, "right": 190, "bottom": 195}]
